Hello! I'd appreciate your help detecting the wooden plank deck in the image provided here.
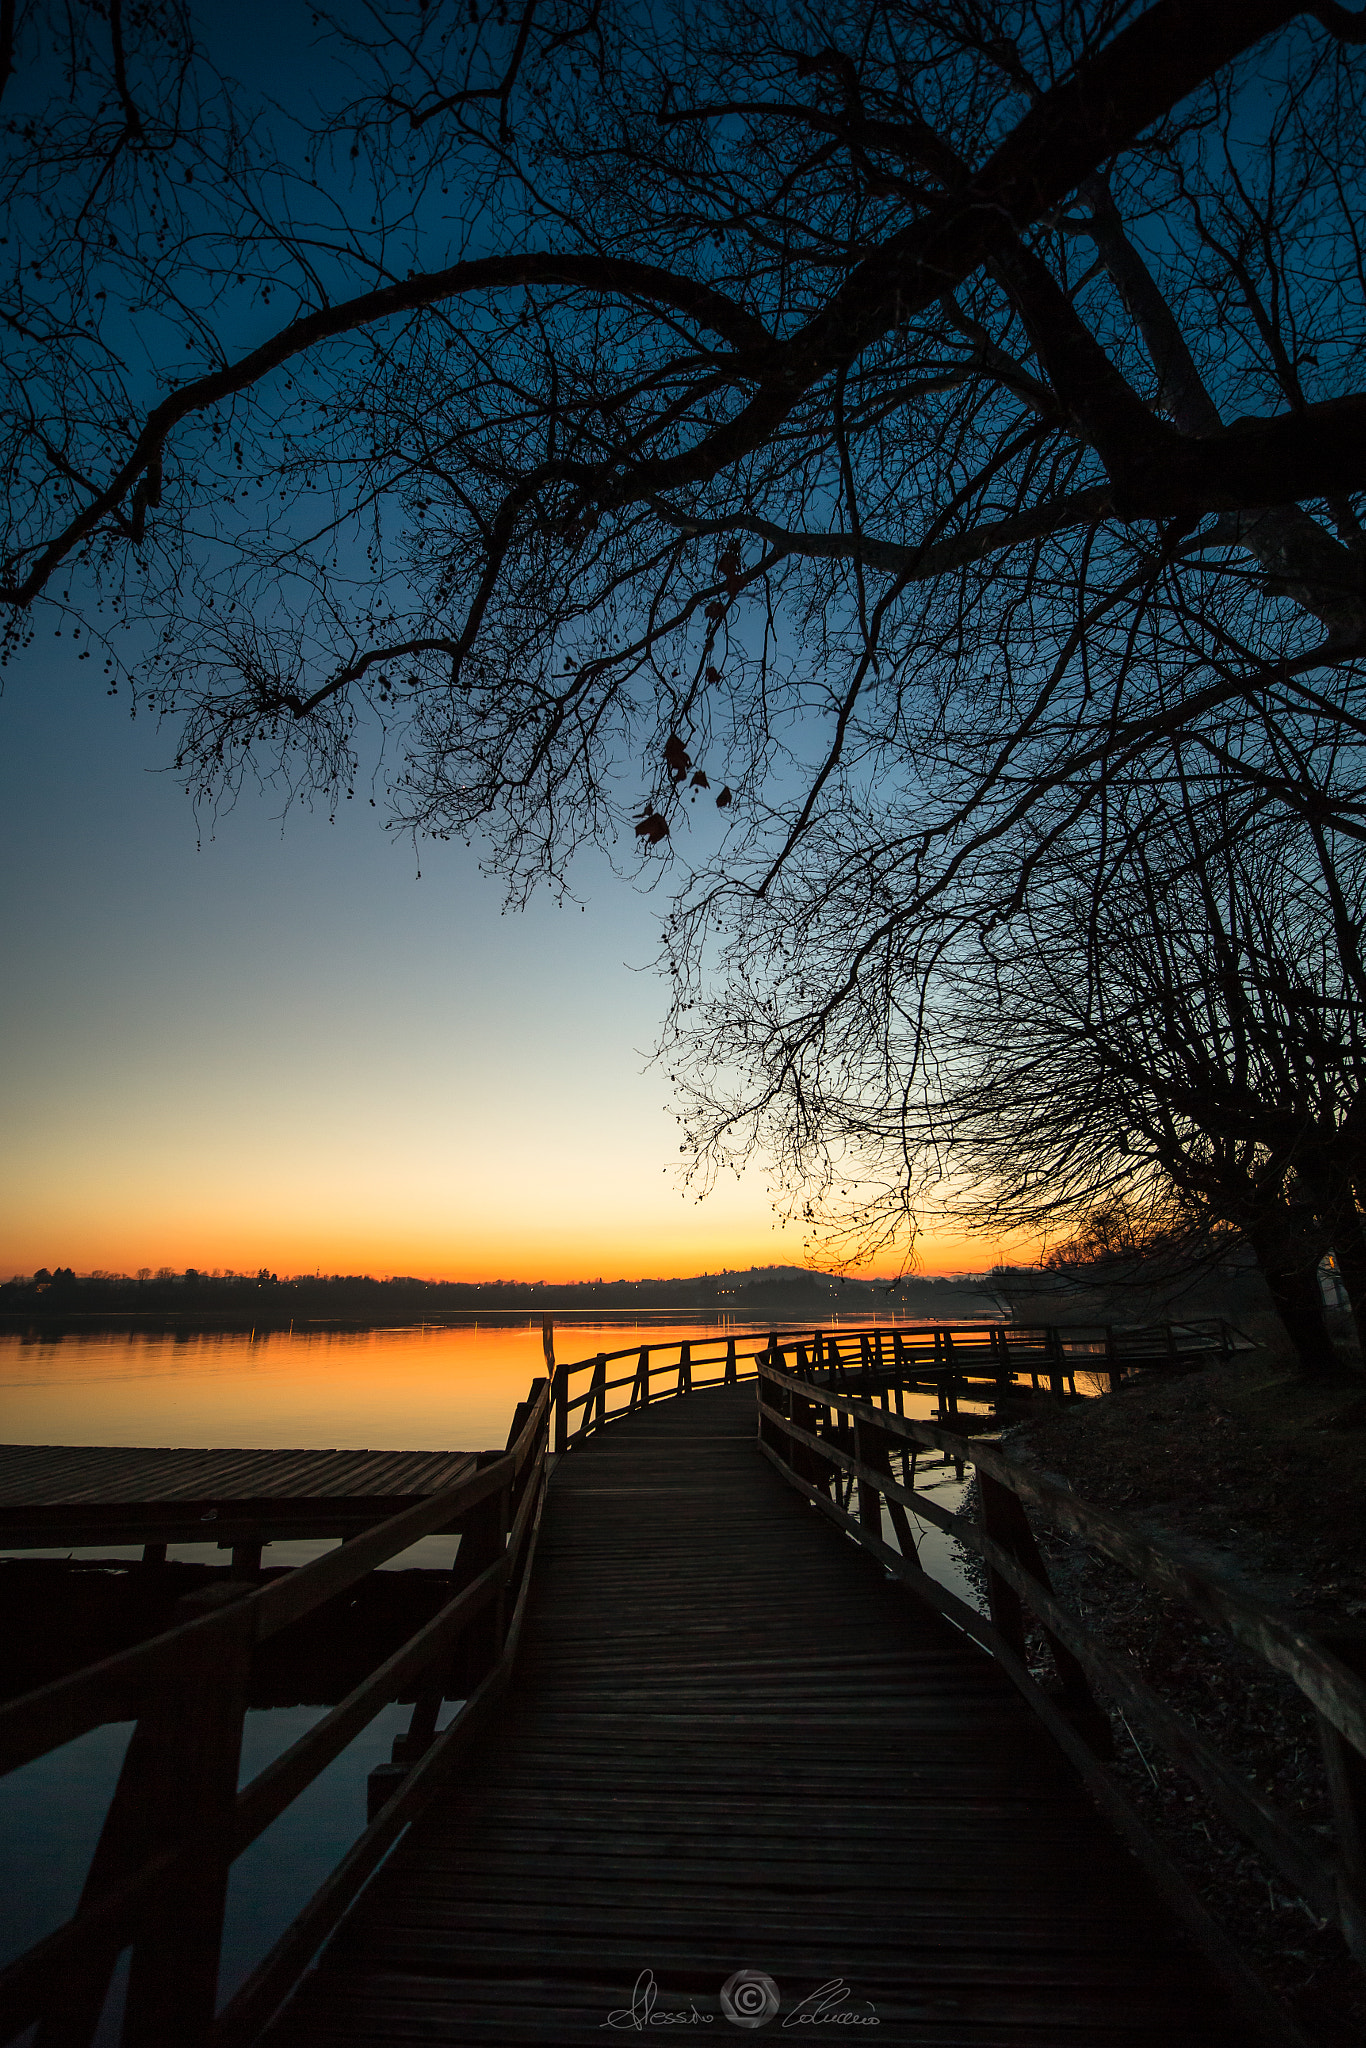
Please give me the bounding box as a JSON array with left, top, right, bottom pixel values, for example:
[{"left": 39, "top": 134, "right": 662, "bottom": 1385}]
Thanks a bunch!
[
  {"left": 0, "top": 1443, "right": 481, "bottom": 1546},
  {"left": 266, "top": 1385, "right": 1244, "bottom": 2045}
]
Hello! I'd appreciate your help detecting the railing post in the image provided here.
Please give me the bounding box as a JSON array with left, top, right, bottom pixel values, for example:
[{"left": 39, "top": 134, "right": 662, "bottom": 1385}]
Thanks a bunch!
[
  {"left": 588, "top": 1353, "right": 607, "bottom": 1434},
  {"left": 678, "top": 1342, "right": 692, "bottom": 1397},
  {"left": 978, "top": 1472, "right": 1112, "bottom": 1758},
  {"left": 634, "top": 1345, "right": 650, "bottom": 1408},
  {"left": 1104, "top": 1324, "right": 1120, "bottom": 1396},
  {"left": 852, "top": 1417, "right": 882, "bottom": 1542},
  {"left": 990, "top": 1325, "right": 1011, "bottom": 1415},
  {"left": 119, "top": 1601, "right": 254, "bottom": 2048},
  {"left": 1047, "top": 1325, "right": 1066, "bottom": 1402},
  {"left": 493, "top": 1478, "right": 512, "bottom": 1650},
  {"left": 859, "top": 1418, "right": 923, "bottom": 1571},
  {"left": 30, "top": 1604, "right": 246, "bottom": 2048},
  {"left": 756, "top": 1337, "right": 783, "bottom": 1452},
  {"left": 724, "top": 1336, "right": 737, "bottom": 1385},
  {"left": 450, "top": 1463, "right": 510, "bottom": 1694},
  {"left": 553, "top": 1360, "right": 568, "bottom": 1455},
  {"left": 937, "top": 1329, "right": 959, "bottom": 1420},
  {"left": 892, "top": 1328, "right": 907, "bottom": 1409},
  {"left": 389, "top": 1688, "right": 443, "bottom": 1773}
]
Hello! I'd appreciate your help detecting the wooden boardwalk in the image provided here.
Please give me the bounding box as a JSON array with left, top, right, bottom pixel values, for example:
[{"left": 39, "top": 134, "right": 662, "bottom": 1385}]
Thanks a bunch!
[
  {"left": 0, "top": 1443, "right": 480, "bottom": 1549},
  {"left": 267, "top": 1385, "right": 1243, "bottom": 2045}
]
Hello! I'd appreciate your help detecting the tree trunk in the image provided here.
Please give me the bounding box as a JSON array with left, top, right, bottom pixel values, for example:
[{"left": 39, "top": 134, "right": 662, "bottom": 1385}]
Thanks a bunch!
[
  {"left": 1290, "top": 1157, "right": 1366, "bottom": 1369},
  {"left": 1243, "top": 1218, "right": 1342, "bottom": 1380},
  {"left": 1325, "top": 1213, "right": 1366, "bottom": 1371}
]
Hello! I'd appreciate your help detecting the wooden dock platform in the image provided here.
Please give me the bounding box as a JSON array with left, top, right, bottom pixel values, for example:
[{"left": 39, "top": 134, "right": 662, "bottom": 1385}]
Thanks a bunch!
[
  {"left": 0, "top": 1443, "right": 481, "bottom": 1549},
  {"left": 266, "top": 1385, "right": 1244, "bottom": 2045}
]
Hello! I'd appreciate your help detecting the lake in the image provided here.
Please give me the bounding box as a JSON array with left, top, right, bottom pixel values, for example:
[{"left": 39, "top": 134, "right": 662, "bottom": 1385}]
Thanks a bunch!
[{"left": 0, "top": 1316, "right": 985, "bottom": 2038}]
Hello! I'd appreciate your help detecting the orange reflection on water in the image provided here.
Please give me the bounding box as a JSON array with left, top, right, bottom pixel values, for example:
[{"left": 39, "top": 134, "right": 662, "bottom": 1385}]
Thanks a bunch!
[{"left": 0, "top": 1318, "right": 826, "bottom": 1452}]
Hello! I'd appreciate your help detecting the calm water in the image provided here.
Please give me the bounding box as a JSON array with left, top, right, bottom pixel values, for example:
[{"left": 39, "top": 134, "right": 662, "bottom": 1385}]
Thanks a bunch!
[
  {"left": 0, "top": 1313, "right": 952, "bottom": 1451},
  {"left": 0, "top": 1318, "right": 984, "bottom": 2033}
]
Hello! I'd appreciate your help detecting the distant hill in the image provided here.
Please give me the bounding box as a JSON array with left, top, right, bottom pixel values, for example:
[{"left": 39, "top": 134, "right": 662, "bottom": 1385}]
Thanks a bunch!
[{"left": 0, "top": 1264, "right": 1008, "bottom": 1328}]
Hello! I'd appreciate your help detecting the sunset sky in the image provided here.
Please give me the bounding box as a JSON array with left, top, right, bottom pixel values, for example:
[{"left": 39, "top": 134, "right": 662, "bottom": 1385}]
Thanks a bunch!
[
  {"left": 0, "top": 3, "right": 1013, "bottom": 1289},
  {"left": 0, "top": 645, "right": 999, "bottom": 1283}
]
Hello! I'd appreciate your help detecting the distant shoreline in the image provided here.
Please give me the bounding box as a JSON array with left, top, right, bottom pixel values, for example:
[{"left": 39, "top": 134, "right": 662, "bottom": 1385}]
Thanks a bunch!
[
  {"left": 0, "top": 1267, "right": 1010, "bottom": 1336},
  {"left": 0, "top": 1302, "right": 1008, "bottom": 1338}
]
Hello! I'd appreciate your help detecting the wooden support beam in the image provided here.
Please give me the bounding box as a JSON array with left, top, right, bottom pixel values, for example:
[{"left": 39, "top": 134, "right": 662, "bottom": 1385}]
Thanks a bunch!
[
  {"left": 119, "top": 1606, "right": 253, "bottom": 2047},
  {"left": 391, "top": 1689, "right": 442, "bottom": 1767},
  {"left": 977, "top": 1471, "right": 1029, "bottom": 1668}
]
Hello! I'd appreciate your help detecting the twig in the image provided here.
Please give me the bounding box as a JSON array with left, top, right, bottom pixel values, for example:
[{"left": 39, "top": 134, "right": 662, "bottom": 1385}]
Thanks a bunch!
[{"left": 1118, "top": 1709, "right": 1160, "bottom": 1788}]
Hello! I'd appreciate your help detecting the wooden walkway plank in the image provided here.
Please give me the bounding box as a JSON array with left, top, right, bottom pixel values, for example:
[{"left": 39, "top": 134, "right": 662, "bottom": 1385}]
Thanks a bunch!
[
  {"left": 265, "top": 1386, "right": 1247, "bottom": 2044},
  {"left": 0, "top": 1444, "right": 482, "bottom": 1547}
]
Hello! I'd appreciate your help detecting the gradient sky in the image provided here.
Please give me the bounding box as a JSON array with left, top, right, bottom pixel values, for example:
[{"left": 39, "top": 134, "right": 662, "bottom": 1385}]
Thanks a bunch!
[
  {"left": 0, "top": 644, "right": 1002, "bottom": 1280},
  {"left": 0, "top": 7, "right": 1007, "bottom": 1284}
]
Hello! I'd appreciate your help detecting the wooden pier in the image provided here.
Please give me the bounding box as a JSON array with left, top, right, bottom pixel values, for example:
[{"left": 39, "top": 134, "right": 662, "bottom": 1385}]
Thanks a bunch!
[
  {"left": 267, "top": 1385, "right": 1244, "bottom": 2044},
  {"left": 0, "top": 1442, "right": 480, "bottom": 1558},
  {"left": 0, "top": 1321, "right": 1360, "bottom": 2048}
]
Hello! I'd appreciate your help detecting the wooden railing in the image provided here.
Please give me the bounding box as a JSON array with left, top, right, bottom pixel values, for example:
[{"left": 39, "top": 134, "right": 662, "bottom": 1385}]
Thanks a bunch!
[
  {"left": 0, "top": 1376, "right": 551, "bottom": 2048},
  {"left": 0, "top": 1313, "right": 1272, "bottom": 2047},
  {"left": 550, "top": 1314, "right": 1242, "bottom": 1451},
  {"left": 754, "top": 1338, "right": 1366, "bottom": 2041}
]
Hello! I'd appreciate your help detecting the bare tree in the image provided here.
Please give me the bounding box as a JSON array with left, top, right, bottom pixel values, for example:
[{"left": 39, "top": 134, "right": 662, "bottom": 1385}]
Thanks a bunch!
[
  {"left": 3, "top": 4, "right": 1366, "bottom": 826},
  {"left": 731, "top": 765, "right": 1366, "bottom": 1376},
  {"left": 6, "top": 0, "right": 1366, "bottom": 1264}
]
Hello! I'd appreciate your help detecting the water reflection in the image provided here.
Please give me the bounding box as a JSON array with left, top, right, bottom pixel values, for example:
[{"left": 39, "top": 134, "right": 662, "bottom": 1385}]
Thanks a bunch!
[
  {"left": 0, "top": 1315, "right": 917, "bottom": 1452},
  {"left": 0, "top": 1317, "right": 995, "bottom": 2025}
]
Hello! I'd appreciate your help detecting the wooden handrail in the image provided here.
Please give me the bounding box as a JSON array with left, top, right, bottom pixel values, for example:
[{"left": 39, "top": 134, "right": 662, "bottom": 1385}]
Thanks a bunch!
[
  {"left": 0, "top": 1377, "right": 551, "bottom": 2048},
  {"left": 755, "top": 1351, "right": 1366, "bottom": 1994},
  {"left": 764, "top": 1397, "right": 1336, "bottom": 1915},
  {"left": 549, "top": 1315, "right": 1243, "bottom": 1452},
  {"left": 0, "top": 1380, "right": 550, "bottom": 1777},
  {"left": 0, "top": 1322, "right": 1276, "bottom": 2044},
  {"left": 208, "top": 1458, "right": 550, "bottom": 2048},
  {"left": 756, "top": 1358, "right": 1366, "bottom": 1758}
]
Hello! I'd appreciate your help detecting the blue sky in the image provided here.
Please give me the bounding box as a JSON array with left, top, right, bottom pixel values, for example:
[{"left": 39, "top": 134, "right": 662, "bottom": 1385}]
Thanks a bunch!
[{"left": 0, "top": 637, "right": 813, "bottom": 1279}]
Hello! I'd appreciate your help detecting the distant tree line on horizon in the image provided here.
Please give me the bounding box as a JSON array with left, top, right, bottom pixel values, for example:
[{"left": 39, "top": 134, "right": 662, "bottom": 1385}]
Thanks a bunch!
[{"left": 0, "top": 1263, "right": 1003, "bottom": 1322}]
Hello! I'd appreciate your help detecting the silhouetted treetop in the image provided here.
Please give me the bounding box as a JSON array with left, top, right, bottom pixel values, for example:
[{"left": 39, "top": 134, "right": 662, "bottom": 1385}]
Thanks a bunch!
[
  {"left": 7, "top": 3, "right": 1366, "bottom": 1293},
  {"left": 3, "top": 3, "right": 1366, "bottom": 870}
]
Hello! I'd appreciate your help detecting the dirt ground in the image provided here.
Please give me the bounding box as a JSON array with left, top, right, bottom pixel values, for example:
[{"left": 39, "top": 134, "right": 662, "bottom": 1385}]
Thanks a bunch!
[{"left": 979, "top": 1336, "right": 1366, "bottom": 2046}]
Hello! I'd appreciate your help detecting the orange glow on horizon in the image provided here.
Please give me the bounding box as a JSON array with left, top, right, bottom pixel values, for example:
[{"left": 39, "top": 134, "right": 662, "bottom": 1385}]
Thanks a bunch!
[{"left": 1, "top": 1228, "right": 1019, "bottom": 1286}]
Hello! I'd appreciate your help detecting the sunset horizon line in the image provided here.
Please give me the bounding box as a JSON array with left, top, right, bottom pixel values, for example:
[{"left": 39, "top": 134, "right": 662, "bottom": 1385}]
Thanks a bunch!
[{"left": 5, "top": 1256, "right": 1013, "bottom": 1288}]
